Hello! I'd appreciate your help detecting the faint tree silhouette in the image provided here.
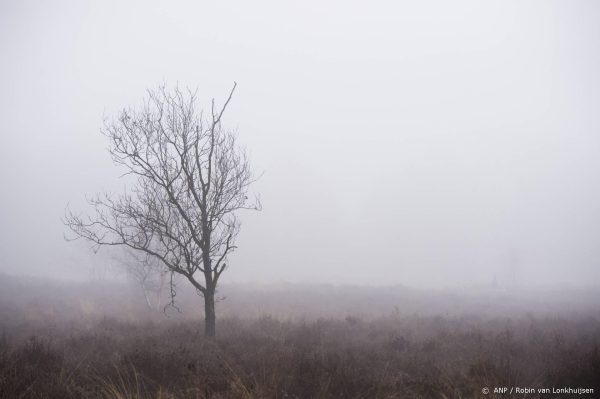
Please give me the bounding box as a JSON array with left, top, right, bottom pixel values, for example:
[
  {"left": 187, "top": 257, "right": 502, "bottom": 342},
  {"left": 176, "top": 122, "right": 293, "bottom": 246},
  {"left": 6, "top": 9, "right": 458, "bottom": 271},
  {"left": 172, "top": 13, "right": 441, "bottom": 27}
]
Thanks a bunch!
[{"left": 112, "top": 247, "right": 170, "bottom": 312}]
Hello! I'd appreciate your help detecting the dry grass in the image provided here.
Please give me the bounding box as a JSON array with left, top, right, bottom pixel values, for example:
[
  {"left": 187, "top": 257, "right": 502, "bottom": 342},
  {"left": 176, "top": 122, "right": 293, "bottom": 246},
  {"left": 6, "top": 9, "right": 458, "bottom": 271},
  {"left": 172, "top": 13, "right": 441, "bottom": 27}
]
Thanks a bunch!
[
  {"left": 1, "top": 313, "right": 599, "bottom": 398},
  {"left": 0, "top": 275, "right": 599, "bottom": 398}
]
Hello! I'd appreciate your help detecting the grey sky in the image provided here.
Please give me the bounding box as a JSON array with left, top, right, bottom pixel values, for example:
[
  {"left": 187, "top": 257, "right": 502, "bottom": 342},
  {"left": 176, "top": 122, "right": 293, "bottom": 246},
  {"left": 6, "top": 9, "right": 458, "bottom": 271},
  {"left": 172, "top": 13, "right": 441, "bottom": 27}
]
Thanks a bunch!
[{"left": 1, "top": 0, "right": 599, "bottom": 287}]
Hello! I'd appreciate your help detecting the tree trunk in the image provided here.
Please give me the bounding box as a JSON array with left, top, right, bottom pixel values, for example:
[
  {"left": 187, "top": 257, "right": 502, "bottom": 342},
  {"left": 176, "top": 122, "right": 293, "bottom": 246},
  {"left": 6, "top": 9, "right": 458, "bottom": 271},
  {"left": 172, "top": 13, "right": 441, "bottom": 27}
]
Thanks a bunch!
[{"left": 204, "top": 288, "right": 216, "bottom": 338}]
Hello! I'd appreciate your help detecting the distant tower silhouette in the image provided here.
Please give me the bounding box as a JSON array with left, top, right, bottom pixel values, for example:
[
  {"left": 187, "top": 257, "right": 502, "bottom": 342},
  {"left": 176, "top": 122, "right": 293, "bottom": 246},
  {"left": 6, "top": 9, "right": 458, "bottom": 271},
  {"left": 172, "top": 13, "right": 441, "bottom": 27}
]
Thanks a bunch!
[{"left": 507, "top": 248, "right": 519, "bottom": 286}]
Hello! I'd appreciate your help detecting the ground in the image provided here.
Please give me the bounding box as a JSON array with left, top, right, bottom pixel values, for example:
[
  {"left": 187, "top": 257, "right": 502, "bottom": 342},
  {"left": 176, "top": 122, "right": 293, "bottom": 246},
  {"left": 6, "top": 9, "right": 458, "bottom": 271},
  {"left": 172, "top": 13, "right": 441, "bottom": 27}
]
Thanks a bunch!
[{"left": 0, "top": 275, "right": 599, "bottom": 398}]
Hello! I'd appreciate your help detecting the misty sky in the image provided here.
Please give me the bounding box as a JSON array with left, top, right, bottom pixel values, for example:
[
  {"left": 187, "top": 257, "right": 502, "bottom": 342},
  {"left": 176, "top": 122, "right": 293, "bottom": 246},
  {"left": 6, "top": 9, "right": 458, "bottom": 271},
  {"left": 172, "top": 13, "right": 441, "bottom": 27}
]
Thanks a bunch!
[{"left": 1, "top": 1, "right": 600, "bottom": 287}]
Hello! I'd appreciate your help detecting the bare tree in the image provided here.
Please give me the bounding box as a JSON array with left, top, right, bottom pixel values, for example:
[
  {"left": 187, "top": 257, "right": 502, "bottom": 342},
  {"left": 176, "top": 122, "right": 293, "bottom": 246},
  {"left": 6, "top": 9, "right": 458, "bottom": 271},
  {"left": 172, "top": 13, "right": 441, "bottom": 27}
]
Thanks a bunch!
[
  {"left": 112, "top": 248, "right": 170, "bottom": 312},
  {"left": 64, "top": 83, "right": 259, "bottom": 337}
]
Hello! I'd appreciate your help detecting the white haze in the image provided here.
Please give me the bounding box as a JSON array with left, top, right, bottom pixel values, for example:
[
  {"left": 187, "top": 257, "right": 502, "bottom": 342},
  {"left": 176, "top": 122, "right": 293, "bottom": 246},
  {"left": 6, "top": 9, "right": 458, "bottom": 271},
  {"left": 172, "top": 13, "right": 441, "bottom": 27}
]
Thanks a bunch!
[{"left": 1, "top": 0, "right": 599, "bottom": 287}]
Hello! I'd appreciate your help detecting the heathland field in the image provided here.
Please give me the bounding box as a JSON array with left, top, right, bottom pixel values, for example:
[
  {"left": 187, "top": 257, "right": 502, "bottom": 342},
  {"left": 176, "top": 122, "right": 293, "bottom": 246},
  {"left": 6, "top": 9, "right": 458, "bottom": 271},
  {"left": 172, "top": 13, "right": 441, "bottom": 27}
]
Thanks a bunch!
[{"left": 1, "top": 275, "right": 599, "bottom": 398}]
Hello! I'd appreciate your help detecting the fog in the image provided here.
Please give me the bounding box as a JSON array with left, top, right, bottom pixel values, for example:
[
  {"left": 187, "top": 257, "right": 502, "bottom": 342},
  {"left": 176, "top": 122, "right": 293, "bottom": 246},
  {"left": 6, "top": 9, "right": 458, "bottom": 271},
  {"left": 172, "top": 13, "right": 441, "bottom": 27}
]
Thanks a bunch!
[{"left": 1, "top": 0, "right": 600, "bottom": 288}]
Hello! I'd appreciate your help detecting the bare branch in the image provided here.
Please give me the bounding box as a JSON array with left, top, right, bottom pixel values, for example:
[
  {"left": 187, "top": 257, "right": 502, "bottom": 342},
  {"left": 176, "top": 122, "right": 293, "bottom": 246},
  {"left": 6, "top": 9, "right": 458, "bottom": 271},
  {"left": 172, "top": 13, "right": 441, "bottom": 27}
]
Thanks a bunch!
[{"left": 64, "top": 83, "right": 259, "bottom": 337}]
